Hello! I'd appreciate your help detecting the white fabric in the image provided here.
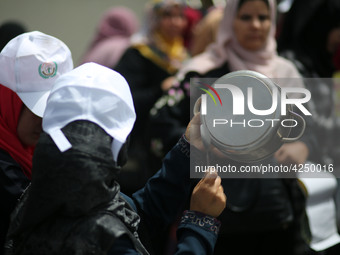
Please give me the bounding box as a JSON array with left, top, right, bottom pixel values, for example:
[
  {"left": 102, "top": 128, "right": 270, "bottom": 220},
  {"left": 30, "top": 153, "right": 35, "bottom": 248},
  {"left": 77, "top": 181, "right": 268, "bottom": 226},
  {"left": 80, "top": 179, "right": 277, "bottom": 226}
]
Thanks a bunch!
[
  {"left": 0, "top": 31, "right": 73, "bottom": 117},
  {"left": 298, "top": 169, "right": 340, "bottom": 251},
  {"left": 49, "top": 129, "right": 72, "bottom": 152},
  {"left": 43, "top": 62, "right": 136, "bottom": 162}
]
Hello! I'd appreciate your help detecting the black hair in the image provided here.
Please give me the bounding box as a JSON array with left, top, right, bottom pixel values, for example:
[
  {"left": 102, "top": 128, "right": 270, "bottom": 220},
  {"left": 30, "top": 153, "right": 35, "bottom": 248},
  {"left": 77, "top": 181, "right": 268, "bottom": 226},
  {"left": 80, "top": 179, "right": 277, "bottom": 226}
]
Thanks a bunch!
[{"left": 0, "top": 21, "right": 26, "bottom": 51}]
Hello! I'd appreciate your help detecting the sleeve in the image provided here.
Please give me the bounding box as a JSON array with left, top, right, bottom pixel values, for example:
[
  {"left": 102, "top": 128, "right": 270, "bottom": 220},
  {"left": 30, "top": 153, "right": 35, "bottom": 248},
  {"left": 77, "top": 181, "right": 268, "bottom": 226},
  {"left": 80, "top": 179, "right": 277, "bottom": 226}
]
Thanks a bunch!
[
  {"left": 131, "top": 136, "right": 220, "bottom": 255},
  {"left": 108, "top": 211, "right": 221, "bottom": 255},
  {"left": 175, "top": 210, "right": 221, "bottom": 255},
  {"left": 132, "top": 136, "right": 193, "bottom": 229},
  {"left": 131, "top": 135, "right": 196, "bottom": 254},
  {"left": 0, "top": 151, "right": 30, "bottom": 249},
  {"left": 108, "top": 234, "right": 140, "bottom": 255}
]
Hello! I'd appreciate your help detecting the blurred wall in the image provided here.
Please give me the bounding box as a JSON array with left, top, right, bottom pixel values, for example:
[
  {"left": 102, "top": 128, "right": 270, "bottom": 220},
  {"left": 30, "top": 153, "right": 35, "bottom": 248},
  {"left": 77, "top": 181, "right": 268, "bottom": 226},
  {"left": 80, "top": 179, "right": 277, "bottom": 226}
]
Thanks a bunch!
[{"left": 0, "top": 0, "right": 149, "bottom": 66}]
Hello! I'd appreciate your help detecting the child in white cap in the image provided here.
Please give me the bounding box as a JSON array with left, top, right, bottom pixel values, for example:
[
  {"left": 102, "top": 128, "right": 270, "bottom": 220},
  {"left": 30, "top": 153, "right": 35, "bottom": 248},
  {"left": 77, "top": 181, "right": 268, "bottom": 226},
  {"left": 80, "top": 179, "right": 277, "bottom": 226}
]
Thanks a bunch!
[
  {"left": 0, "top": 31, "right": 73, "bottom": 251},
  {"left": 5, "top": 62, "right": 225, "bottom": 255}
]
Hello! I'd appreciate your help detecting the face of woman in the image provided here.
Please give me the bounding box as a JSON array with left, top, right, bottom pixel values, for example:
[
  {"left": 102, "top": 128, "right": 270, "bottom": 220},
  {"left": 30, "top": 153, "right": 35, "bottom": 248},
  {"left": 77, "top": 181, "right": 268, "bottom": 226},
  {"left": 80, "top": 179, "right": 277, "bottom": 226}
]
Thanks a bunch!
[
  {"left": 17, "top": 105, "right": 42, "bottom": 147},
  {"left": 157, "top": 5, "right": 187, "bottom": 40},
  {"left": 233, "top": 0, "right": 271, "bottom": 51}
]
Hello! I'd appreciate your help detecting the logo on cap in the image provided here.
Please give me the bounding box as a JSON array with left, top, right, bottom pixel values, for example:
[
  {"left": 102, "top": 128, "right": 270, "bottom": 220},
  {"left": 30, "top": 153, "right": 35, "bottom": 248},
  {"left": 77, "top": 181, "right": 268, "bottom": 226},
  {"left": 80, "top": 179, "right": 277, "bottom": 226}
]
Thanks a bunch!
[{"left": 39, "top": 62, "right": 58, "bottom": 79}]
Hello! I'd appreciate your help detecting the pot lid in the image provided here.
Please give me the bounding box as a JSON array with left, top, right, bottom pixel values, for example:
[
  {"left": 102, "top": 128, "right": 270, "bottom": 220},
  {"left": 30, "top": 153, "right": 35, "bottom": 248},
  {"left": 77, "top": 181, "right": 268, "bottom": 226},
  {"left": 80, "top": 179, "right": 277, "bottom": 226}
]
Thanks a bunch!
[{"left": 201, "top": 70, "right": 282, "bottom": 149}]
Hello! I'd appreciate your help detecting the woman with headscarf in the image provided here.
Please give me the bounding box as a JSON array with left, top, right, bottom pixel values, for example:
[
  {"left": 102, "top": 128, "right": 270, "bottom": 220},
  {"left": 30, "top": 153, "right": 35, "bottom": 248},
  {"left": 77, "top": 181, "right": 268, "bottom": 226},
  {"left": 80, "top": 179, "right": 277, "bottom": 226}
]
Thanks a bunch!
[
  {"left": 81, "top": 6, "right": 139, "bottom": 68},
  {"left": 114, "top": 0, "right": 189, "bottom": 194},
  {"left": 150, "top": 0, "right": 317, "bottom": 166},
  {"left": 5, "top": 63, "right": 226, "bottom": 255},
  {"left": 149, "top": 0, "right": 319, "bottom": 254},
  {"left": 0, "top": 31, "right": 73, "bottom": 252}
]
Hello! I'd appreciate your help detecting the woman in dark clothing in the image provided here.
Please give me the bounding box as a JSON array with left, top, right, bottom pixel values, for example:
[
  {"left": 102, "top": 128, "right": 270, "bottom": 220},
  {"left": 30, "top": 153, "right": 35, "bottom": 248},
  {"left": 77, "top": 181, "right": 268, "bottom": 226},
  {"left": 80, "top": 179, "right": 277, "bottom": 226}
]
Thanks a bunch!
[
  {"left": 278, "top": 1, "right": 340, "bottom": 254},
  {"left": 0, "top": 86, "right": 33, "bottom": 253},
  {"left": 114, "top": 0, "right": 189, "bottom": 193},
  {"left": 149, "top": 0, "right": 319, "bottom": 254},
  {"left": 115, "top": 0, "right": 188, "bottom": 122},
  {"left": 5, "top": 63, "right": 226, "bottom": 255},
  {"left": 278, "top": 0, "right": 340, "bottom": 165}
]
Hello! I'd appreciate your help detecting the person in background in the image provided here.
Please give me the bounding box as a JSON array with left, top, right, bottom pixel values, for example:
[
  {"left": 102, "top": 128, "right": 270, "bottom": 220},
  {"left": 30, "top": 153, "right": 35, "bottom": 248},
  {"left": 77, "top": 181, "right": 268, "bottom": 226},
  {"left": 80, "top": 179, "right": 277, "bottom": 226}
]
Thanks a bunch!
[
  {"left": 278, "top": 0, "right": 340, "bottom": 165},
  {"left": 0, "top": 31, "right": 73, "bottom": 253},
  {"left": 81, "top": 6, "right": 139, "bottom": 68},
  {"left": 278, "top": 1, "right": 340, "bottom": 254},
  {"left": 5, "top": 63, "right": 226, "bottom": 255},
  {"left": 149, "top": 0, "right": 319, "bottom": 254},
  {"left": 114, "top": 0, "right": 189, "bottom": 195},
  {"left": 0, "top": 21, "right": 26, "bottom": 51}
]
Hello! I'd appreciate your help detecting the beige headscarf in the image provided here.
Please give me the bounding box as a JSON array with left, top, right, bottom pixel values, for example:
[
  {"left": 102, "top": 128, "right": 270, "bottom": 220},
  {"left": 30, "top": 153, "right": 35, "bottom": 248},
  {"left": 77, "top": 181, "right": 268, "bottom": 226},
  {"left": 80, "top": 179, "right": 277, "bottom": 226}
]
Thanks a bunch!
[{"left": 177, "top": 0, "right": 302, "bottom": 84}]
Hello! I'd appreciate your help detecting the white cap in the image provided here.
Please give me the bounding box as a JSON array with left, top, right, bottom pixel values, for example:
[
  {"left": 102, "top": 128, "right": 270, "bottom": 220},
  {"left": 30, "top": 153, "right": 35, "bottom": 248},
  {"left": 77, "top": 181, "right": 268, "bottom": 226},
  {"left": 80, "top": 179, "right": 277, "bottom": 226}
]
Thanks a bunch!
[
  {"left": 0, "top": 31, "right": 74, "bottom": 117},
  {"left": 42, "top": 62, "right": 136, "bottom": 162}
]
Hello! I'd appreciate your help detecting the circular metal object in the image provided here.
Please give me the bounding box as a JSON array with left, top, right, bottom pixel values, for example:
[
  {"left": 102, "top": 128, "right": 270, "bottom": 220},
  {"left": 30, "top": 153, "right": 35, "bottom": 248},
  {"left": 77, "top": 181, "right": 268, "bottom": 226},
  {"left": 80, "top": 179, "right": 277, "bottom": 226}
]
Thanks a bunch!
[{"left": 195, "top": 70, "right": 305, "bottom": 163}]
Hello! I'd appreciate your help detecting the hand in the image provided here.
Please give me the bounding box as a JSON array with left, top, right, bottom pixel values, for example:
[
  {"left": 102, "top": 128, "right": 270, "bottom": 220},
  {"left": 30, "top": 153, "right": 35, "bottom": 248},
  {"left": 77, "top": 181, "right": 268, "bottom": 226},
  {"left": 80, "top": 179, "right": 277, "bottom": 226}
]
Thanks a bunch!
[
  {"left": 190, "top": 167, "right": 226, "bottom": 218},
  {"left": 185, "top": 114, "right": 226, "bottom": 159},
  {"left": 161, "top": 76, "right": 176, "bottom": 91},
  {"left": 274, "top": 141, "right": 309, "bottom": 165}
]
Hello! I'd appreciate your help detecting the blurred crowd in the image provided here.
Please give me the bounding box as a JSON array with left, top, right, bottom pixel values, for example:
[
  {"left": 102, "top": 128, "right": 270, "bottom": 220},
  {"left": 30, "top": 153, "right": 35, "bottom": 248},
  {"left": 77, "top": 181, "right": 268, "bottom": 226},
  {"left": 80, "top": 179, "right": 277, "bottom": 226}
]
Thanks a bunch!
[{"left": 1, "top": 0, "right": 340, "bottom": 254}]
